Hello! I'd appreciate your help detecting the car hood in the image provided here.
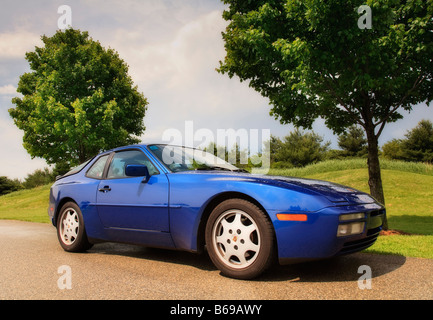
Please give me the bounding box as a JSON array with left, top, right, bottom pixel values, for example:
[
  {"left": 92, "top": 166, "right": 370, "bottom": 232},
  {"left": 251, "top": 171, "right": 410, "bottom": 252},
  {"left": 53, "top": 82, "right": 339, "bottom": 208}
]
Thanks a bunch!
[
  {"left": 176, "top": 171, "right": 379, "bottom": 205},
  {"left": 259, "top": 175, "right": 377, "bottom": 204}
]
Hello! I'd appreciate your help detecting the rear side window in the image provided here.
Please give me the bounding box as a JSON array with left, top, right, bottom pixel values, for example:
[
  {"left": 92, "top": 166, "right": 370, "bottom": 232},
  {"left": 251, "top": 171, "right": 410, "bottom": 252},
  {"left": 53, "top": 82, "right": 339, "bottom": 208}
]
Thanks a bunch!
[{"left": 86, "top": 155, "right": 110, "bottom": 179}]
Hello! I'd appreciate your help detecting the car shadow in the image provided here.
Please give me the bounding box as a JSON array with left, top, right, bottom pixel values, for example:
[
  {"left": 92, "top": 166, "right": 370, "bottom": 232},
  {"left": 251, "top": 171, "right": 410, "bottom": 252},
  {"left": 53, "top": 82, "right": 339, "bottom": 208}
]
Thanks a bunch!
[
  {"left": 88, "top": 242, "right": 406, "bottom": 282},
  {"left": 258, "top": 252, "right": 407, "bottom": 282},
  {"left": 87, "top": 242, "right": 218, "bottom": 272}
]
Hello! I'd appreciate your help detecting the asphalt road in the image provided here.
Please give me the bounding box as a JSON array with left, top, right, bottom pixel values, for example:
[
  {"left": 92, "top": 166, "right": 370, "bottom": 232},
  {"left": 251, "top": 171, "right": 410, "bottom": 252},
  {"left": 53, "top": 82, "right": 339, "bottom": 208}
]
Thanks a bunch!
[{"left": 0, "top": 220, "right": 432, "bottom": 300}]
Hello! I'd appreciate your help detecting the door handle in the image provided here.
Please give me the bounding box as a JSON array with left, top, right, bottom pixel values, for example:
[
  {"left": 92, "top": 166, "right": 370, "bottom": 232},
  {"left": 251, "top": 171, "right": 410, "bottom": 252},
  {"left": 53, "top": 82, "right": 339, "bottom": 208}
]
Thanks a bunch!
[{"left": 98, "top": 186, "right": 111, "bottom": 193}]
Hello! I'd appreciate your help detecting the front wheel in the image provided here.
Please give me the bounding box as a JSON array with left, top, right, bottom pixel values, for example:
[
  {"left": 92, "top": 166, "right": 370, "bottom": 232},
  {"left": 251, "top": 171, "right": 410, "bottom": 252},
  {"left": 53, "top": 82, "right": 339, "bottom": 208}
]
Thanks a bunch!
[
  {"left": 205, "top": 199, "right": 275, "bottom": 279},
  {"left": 57, "top": 202, "right": 93, "bottom": 252}
]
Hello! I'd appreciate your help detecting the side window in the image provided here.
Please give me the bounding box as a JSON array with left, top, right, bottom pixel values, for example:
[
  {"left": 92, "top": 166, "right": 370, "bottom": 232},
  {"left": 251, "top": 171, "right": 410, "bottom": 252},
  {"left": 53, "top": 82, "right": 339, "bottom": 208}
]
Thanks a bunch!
[
  {"left": 86, "top": 155, "right": 109, "bottom": 179},
  {"left": 107, "top": 150, "right": 159, "bottom": 179}
]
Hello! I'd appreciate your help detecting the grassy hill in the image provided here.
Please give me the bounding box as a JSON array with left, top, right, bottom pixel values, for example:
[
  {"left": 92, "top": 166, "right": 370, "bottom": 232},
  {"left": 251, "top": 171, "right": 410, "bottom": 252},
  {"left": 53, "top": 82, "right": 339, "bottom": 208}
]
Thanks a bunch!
[
  {"left": 0, "top": 184, "right": 51, "bottom": 224},
  {"left": 1, "top": 158, "right": 432, "bottom": 258}
]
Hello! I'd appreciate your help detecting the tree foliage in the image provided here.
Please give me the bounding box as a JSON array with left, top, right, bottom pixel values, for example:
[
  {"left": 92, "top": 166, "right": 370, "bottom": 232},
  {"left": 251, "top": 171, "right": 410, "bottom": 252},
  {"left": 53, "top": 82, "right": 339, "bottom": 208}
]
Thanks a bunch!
[
  {"left": 22, "top": 168, "right": 54, "bottom": 189},
  {"left": 338, "top": 126, "right": 368, "bottom": 157},
  {"left": 218, "top": 0, "right": 433, "bottom": 209},
  {"left": 9, "top": 28, "right": 148, "bottom": 167},
  {"left": 0, "top": 177, "right": 23, "bottom": 196},
  {"left": 383, "top": 119, "right": 433, "bottom": 162},
  {"left": 269, "top": 130, "right": 330, "bottom": 168}
]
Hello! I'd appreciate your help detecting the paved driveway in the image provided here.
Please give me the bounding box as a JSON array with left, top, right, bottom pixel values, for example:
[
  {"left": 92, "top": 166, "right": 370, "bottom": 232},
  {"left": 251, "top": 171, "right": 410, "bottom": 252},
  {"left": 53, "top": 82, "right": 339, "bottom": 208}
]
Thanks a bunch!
[{"left": 0, "top": 220, "right": 432, "bottom": 300}]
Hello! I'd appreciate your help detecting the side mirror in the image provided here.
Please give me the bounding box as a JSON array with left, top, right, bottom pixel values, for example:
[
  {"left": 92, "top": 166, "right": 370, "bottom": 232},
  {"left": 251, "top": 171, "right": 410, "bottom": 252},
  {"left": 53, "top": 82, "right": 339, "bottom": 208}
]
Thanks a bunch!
[{"left": 125, "top": 164, "right": 150, "bottom": 183}]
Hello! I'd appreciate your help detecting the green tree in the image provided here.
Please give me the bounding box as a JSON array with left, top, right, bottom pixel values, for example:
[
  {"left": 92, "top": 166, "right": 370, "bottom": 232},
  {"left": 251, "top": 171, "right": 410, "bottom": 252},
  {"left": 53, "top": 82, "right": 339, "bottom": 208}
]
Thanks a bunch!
[
  {"left": 338, "top": 125, "right": 368, "bottom": 157},
  {"left": 272, "top": 130, "right": 330, "bottom": 167},
  {"left": 0, "top": 177, "right": 23, "bottom": 196},
  {"left": 218, "top": 0, "right": 433, "bottom": 216},
  {"left": 9, "top": 28, "right": 148, "bottom": 167},
  {"left": 403, "top": 119, "right": 433, "bottom": 162},
  {"left": 382, "top": 138, "right": 405, "bottom": 160},
  {"left": 383, "top": 119, "right": 433, "bottom": 162},
  {"left": 22, "top": 167, "right": 56, "bottom": 189},
  {"left": 204, "top": 142, "right": 250, "bottom": 170},
  {"left": 266, "top": 135, "right": 286, "bottom": 165}
]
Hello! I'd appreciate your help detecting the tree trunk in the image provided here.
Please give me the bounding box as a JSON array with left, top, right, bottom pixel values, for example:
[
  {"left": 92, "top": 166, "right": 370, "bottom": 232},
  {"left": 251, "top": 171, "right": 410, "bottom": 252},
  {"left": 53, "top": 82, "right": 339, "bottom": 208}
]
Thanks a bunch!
[{"left": 364, "top": 122, "right": 389, "bottom": 230}]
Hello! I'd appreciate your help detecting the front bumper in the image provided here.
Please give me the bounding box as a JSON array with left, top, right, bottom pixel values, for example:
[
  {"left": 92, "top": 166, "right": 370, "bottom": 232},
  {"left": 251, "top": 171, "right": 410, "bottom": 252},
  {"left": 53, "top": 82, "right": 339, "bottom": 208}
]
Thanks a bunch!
[
  {"left": 270, "top": 205, "right": 386, "bottom": 265},
  {"left": 337, "top": 208, "right": 385, "bottom": 255}
]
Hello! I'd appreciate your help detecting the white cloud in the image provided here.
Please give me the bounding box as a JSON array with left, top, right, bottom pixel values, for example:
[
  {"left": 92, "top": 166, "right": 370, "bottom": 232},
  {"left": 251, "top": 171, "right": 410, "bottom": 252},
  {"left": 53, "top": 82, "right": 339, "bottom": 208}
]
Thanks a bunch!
[
  {"left": 0, "top": 116, "right": 47, "bottom": 180},
  {"left": 0, "top": 31, "right": 42, "bottom": 59},
  {"left": 0, "top": 84, "right": 17, "bottom": 95},
  {"left": 106, "top": 10, "right": 227, "bottom": 89},
  {"left": 106, "top": 9, "right": 295, "bottom": 145}
]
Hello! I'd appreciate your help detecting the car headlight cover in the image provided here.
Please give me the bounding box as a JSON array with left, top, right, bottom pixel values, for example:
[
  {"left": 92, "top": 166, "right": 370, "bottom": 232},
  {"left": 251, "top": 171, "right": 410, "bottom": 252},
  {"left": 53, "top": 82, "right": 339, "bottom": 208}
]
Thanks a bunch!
[
  {"left": 339, "top": 213, "right": 365, "bottom": 221},
  {"left": 337, "top": 222, "right": 365, "bottom": 237}
]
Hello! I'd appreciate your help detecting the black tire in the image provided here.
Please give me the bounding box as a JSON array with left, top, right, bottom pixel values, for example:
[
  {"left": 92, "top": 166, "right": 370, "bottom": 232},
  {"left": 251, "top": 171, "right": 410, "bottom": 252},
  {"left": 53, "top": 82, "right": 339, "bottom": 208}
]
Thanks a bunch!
[
  {"left": 57, "top": 202, "right": 93, "bottom": 252},
  {"left": 205, "top": 199, "right": 275, "bottom": 279}
]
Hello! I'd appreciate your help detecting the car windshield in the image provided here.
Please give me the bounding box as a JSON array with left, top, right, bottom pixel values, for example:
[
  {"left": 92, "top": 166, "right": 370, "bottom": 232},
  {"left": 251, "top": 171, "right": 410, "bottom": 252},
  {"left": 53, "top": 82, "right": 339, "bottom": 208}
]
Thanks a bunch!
[{"left": 148, "top": 144, "right": 242, "bottom": 173}]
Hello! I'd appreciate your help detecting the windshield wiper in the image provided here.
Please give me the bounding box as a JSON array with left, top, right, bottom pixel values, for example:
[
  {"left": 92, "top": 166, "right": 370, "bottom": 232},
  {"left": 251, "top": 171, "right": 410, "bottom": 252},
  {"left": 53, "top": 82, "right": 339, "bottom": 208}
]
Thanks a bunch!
[
  {"left": 195, "top": 165, "right": 247, "bottom": 172},
  {"left": 195, "top": 165, "right": 229, "bottom": 171}
]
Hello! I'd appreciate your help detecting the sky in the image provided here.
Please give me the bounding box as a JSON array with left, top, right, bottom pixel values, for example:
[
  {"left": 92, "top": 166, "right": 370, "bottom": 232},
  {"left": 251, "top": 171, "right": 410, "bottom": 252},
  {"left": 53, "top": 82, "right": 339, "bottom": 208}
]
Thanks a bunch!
[{"left": 0, "top": 0, "right": 432, "bottom": 180}]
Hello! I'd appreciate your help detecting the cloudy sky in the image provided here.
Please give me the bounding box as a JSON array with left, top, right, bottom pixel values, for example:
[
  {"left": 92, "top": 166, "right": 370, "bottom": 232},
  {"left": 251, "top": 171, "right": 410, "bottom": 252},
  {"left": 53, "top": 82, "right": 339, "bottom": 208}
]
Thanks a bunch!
[{"left": 0, "top": 0, "right": 432, "bottom": 180}]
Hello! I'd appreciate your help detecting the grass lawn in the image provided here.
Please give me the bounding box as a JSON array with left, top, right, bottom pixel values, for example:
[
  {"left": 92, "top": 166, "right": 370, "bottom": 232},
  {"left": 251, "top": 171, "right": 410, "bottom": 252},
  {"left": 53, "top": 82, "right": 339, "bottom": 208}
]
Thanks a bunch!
[
  {"left": 0, "top": 184, "right": 51, "bottom": 224},
  {"left": 1, "top": 158, "right": 432, "bottom": 259}
]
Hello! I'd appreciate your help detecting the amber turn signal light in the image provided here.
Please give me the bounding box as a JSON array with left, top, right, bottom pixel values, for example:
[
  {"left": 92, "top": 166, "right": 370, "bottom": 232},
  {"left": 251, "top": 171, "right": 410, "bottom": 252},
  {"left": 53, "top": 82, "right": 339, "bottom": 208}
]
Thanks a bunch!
[{"left": 276, "top": 214, "right": 308, "bottom": 222}]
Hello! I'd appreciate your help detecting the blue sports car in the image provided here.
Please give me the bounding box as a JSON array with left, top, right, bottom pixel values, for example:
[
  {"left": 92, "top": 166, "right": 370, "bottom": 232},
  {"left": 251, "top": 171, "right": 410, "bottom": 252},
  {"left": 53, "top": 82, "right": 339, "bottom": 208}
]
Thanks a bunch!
[{"left": 48, "top": 144, "right": 386, "bottom": 279}]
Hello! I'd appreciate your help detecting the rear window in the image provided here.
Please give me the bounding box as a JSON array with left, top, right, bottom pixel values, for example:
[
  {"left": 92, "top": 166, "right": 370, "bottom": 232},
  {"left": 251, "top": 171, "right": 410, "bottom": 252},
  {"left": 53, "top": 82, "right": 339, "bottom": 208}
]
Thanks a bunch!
[{"left": 57, "top": 158, "right": 92, "bottom": 180}]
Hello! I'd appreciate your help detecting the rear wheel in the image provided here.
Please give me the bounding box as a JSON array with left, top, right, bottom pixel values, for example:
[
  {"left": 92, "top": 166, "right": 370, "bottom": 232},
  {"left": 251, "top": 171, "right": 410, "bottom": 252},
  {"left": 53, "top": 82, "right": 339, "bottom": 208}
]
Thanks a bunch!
[
  {"left": 205, "top": 199, "right": 275, "bottom": 279},
  {"left": 57, "top": 202, "right": 93, "bottom": 252}
]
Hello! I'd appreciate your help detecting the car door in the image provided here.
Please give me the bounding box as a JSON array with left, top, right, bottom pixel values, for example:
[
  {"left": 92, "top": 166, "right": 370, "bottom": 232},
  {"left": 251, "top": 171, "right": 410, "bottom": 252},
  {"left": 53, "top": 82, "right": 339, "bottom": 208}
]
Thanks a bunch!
[{"left": 96, "top": 149, "right": 169, "bottom": 232}]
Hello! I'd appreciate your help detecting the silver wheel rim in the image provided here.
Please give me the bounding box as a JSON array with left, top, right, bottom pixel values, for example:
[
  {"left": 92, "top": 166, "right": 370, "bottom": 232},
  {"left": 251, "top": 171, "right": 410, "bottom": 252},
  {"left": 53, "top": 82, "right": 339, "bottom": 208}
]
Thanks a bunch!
[
  {"left": 212, "top": 209, "right": 260, "bottom": 269},
  {"left": 59, "top": 208, "right": 79, "bottom": 245}
]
